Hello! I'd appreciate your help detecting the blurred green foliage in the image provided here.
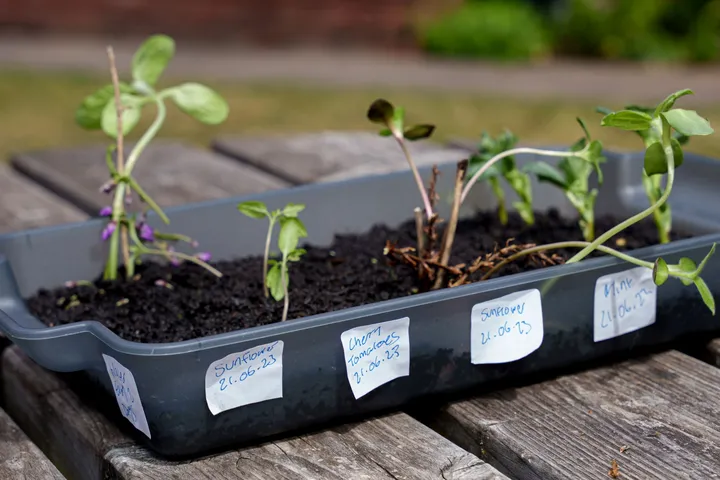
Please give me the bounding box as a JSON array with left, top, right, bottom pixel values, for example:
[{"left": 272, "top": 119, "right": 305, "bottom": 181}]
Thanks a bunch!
[
  {"left": 418, "top": 0, "right": 720, "bottom": 63},
  {"left": 420, "top": 1, "right": 551, "bottom": 60}
]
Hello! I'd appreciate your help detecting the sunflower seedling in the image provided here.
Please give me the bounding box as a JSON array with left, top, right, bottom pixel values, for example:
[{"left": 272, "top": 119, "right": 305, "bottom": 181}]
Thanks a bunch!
[
  {"left": 467, "top": 130, "right": 535, "bottom": 225},
  {"left": 270, "top": 216, "right": 308, "bottom": 321},
  {"left": 76, "top": 34, "right": 229, "bottom": 281},
  {"left": 524, "top": 118, "right": 606, "bottom": 241},
  {"left": 237, "top": 201, "right": 306, "bottom": 301}
]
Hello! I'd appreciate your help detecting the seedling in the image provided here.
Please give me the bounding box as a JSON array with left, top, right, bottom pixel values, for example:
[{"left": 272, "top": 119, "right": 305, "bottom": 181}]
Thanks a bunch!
[
  {"left": 237, "top": 201, "right": 305, "bottom": 299},
  {"left": 524, "top": 118, "right": 606, "bottom": 241},
  {"left": 467, "top": 130, "right": 535, "bottom": 225},
  {"left": 75, "top": 34, "right": 229, "bottom": 281},
  {"left": 595, "top": 99, "right": 691, "bottom": 244}
]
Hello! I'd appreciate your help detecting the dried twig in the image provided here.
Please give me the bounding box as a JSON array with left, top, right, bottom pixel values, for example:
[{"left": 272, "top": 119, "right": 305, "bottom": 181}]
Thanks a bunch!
[
  {"left": 433, "top": 160, "right": 468, "bottom": 290},
  {"left": 107, "top": 46, "right": 131, "bottom": 271}
]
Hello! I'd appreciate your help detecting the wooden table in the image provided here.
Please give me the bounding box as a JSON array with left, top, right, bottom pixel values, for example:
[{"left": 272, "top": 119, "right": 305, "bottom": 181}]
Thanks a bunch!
[{"left": 2, "top": 132, "right": 720, "bottom": 479}]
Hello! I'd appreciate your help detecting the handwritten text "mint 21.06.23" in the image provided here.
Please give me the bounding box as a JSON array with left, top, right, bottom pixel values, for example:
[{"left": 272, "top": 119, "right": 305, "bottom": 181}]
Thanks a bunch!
[
  {"left": 599, "top": 284, "right": 655, "bottom": 328},
  {"left": 346, "top": 325, "right": 401, "bottom": 385}
]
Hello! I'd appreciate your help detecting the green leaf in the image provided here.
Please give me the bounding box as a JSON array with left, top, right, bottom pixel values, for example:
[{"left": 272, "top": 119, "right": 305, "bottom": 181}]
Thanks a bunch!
[
  {"left": 601, "top": 110, "right": 653, "bottom": 131},
  {"left": 524, "top": 162, "right": 568, "bottom": 189},
  {"left": 403, "top": 124, "right": 435, "bottom": 141},
  {"left": 576, "top": 117, "right": 591, "bottom": 141},
  {"left": 237, "top": 200, "right": 269, "bottom": 219},
  {"left": 282, "top": 203, "right": 305, "bottom": 218},
  {"left": 132, "top": 34, "right": 175, "bottom": 87},
  {"left": 694, "top": 277, "right": 715, "bottom": 315},
  {"left": 169, "top": 83, "right": 229, "bottom": 125},
  {"left": 652, "top": 258, "right": 669, "bottom": 286},
  {"left": 378, "top": 128, "right": 392, "bottom": 137},
  {"left": 595, "top": 106, "right": 613, "bottom": 115},
  {"left": 585, "top": 140, "right": 605, "bottom": 184},
  {"left": 278, "top": 217, "right": 308, "bottom": 255},
  {"left": 643, "top": 140, "right": 684, "bottom": 176},
  {"left": 287, "top": 248, "right": 306, "bottom": 262},
  {"left": 266, "top": 263, "right": 285, "bottom": 301},
  {"left": 678, "top": 257, "right": 697, "bottom": 273},
  {"left": 695, "top": 243, "right": 716, "bottom": 276},
  {"left": 75, "top": 83, "right": 133, "bottom": 130},
  {"left": 661, "top": 109, "right": 714, "bottom": 136},
  {"left": 101, "top": 94, "right": 142, "bottom": 138},
  {"left": 653, "top": 89, "right": 694, "bottom": 117},
  {"left": 367, "top": 99, "right": 394, "bottom": 124},
  {"left": 625, "top": 104, "right": 655, "bottom": 115},
  {"left": 513, "top": 201, "right": 535, "bottom": 226}
]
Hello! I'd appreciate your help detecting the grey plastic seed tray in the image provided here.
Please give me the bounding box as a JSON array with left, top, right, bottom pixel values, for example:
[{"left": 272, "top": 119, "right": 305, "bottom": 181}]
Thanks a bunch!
[{"left": 1, "top": 149, "right": 719, "bottom": 457}]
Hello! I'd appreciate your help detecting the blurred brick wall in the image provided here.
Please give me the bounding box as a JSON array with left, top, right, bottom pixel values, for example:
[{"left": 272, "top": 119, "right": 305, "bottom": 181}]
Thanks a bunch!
[{"left": 0, "top": 0, "right": 440, "bottom": 49}]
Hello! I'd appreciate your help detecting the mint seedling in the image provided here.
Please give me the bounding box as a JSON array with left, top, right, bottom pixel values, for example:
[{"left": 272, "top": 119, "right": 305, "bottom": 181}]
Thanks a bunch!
[
  {"left": 467, "top": 130, "right": 535, "bottom": 225},
  {"left": 525, "top": 118, "right": 606, "bottom": 241},
  {"left": 238, "top": 201, "right": 305, "bottom": 300},
  {"left": 77, "top": 35, "right": 229, "bottom": 281}
]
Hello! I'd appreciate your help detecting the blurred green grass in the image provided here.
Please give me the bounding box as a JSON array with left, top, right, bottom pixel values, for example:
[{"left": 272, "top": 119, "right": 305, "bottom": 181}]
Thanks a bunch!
[{"left": 2, "top": 69, "right": 720, "bottom": 161}]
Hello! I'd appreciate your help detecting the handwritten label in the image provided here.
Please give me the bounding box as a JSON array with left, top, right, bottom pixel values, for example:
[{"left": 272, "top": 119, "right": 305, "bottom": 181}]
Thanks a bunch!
[
  {"left": 102, "top": 354, "right": 151, "bottom": 438},
  {"left": 341, "top": 317, "right": 410, "bottom": 399},
  {"left": 594, "top": 267, "right": 657, "bottom": 342},
  {"left": 205, "top": 340, "right": 284, "bottom": 415},
  {"left": 471, "top": 289, "right": 544, "bottom": 364}
]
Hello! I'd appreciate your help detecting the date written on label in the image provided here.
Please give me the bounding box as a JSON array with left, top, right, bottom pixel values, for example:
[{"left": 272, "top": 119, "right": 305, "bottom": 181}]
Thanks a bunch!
[
  {"left": 205, "top": 340, "right": 284, "bottom": 415},
  {"left": 102, "top": 354, "right": 151, "bottom": 438},
  {"left": 471, "top": 289, "right": 544, "bottom": 364},
  {"left": 341, "top": 317, "right": 410, "bottom": 399},
  {"left": 594, "top": 266, "right": 657, "bottom": 342}
]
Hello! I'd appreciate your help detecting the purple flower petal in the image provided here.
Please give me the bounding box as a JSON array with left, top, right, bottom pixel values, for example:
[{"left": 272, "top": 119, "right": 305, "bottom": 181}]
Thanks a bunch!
[
  {"left": 101, "top": 221, "right": 116, "bottom": 241},
  {"left": 196, "top": 252, "right": 212, "bottom": 262},
  {"left": 139, "top": 223, "right": 155, "bottom": 242},
  {"left": 99, "top": 206, "right": 112, "bottom": 217},
  {"left": 99, "top": 181, "right": 115, "bottom": 194},
  {"left": 167, "top": 246, "right": 181, "bottom": 266}
]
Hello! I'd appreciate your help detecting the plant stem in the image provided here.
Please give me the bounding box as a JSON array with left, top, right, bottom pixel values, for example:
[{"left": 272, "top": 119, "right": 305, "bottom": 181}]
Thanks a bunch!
[
  {"left": 566, "top": 128, "right": 675, "bottom": 265},
  {"left": 480, "top": 241, "right": 654, "bottom": 281},
  {"left": 461, "top": 148, "right": 578, "bottom": 204},
  {"left": 395, "top": 137, "right": 434, "bottom": 220},
  {"left": 143, "top": 248, "right": 223, "bottom": 277},
  {"left": 281, "top": 262, "right": 289, "bottom": 321},
  {"left": 105, "top": 45, "right": 130, "bottom": 280},
  {"left": 125, "top": 97, "right": 166, "bottom": 176},
  {"left": 414, "top": 207, "right": 425, "bottom": 257},
  {"left": 263, "top": 217, "right": 276, "bottom": 298},
  {"left": 433, "top": 160, "right": 468, "bottom": 290}
]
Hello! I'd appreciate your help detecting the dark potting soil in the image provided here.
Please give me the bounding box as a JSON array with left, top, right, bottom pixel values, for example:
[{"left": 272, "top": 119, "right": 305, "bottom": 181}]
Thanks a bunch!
[{"left": 27, "top": 209, "right": 690, "bottom": 343}]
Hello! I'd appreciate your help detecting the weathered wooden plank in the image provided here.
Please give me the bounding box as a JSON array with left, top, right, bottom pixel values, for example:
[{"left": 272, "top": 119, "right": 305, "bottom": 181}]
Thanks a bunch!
[
  {"left": 0, "top": 164, "right": 86, "bottom": 234},
  {"left": 1, "top": 346, "right": 508, "bottom": 480},
  {"left": 11, "top": 141, "right": 290, "bottom": 215},
  {"left": 212, "top": 132, "right": 466, "bottom": 184},
  {"left": 0, "top": 405, "right": 66, "bottom": 479},
  {"left": 419, "top": 350, "right": 720, "bottom": 480}
]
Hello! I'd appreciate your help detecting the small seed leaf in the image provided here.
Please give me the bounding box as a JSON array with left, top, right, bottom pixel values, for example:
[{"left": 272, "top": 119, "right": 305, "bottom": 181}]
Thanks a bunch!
[
  {"left": 653, "top": 89, "right": 694, "bottom": 117},
  {"left": 694, "top": 277, "right": 716, "bottom": 315},
  {"left": 652, "top": 258, "right": 669, "bottom": 286},
  {"left": 278, "top": 217, "right": 308, "bottom": 255},
  {"left": 132, "top": 34, "right": 175, "bottom": 87},
  {"left": 524, "top": 161, "right": 568, "bottom": 190},
  {"left": 661, "top": 109, "right": 714, "bottom": 136},
  {"left": 237, "top": 200, "right": 269, "bottom": 219},
  {"left": 367, "top": 99, "right": 394, "bottom": 124},
  {"left": 75, "top": 83, "right": 133, "bottom": 130},
  {"left": 101, "top": 94, "right": 142, "bottom": 138},
  {"left": 266, "top": 263, "right": 285, "bottom": 301},
  {"left": 678, "top": 257, "right": 697, "bottom": 273},
  {"left": 282, "top": 203, "right": 305, "bottom": 218},
  {"left": 378, "top": 128, "right": 392, "bottom": 137},
  {"left": 287, "top": 248, "right": 306, "bottom": 262},
  {"left": 644, "top": 140, "right": 685, "bottom": 176},
  {"left": 403, "top": 124, "right": 435, "bottom": 141},
  {"left": 169, "top": 83, "right": 229, "bottom": 124},
  {"left": 601, "top": 110, "right": 653, "bottom": 131}
]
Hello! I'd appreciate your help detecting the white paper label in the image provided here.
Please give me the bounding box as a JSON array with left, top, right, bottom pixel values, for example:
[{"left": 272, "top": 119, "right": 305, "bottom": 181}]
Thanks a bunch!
[
  {"left": 205, "top": 340, "right": 284, "bottom": 415},
  {"left": 471, "top": 289, "right": 544, "bottom": 364},
  {"left": 102, "top": 354, "right": 151, "bottom": 438},
  {"left": 341, "top": 317, "right": 410, "bottom": 399},
  {"left": 594, "top": 267, "right": 657, "bottom": 342}
]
